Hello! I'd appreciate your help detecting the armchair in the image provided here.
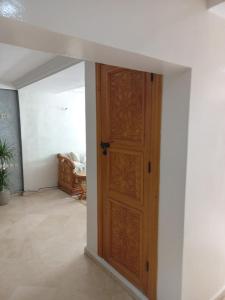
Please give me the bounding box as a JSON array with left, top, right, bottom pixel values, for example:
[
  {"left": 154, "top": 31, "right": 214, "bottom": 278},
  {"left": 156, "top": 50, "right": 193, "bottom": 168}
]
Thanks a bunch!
[{"left": 57, "top": 153, "right": 86, "bottom": 199}]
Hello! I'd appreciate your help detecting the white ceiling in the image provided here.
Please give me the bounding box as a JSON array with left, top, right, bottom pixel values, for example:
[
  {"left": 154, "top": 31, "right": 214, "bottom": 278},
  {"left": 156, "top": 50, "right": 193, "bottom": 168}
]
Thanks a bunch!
[
  {"left": 207, "top": 0, "right": 225, "bottom": 8},
  {"left": 0, "top": 42, "right": 82, "bottom": 90},
  {"left": 24, "top": 61, "right": 85, "bottom": 93},
  {"left": 209, "top": 1, "right": 225, "bottom": 18},
  {"left": 0, "top": 42, "right": 55, "bottom": 86}
]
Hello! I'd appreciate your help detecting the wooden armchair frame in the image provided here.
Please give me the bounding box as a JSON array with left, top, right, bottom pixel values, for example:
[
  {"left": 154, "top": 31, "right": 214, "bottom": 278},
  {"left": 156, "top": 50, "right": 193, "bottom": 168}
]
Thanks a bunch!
[{"left": 57, "top": 154, "right": 86, "bottom": 199}]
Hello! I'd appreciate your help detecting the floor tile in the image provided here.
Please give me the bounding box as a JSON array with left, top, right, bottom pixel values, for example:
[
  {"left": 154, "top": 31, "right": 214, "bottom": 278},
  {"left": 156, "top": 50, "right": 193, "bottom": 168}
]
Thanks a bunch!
[{"left": 0, "top": 189, "right": 133, "bottom": 300}]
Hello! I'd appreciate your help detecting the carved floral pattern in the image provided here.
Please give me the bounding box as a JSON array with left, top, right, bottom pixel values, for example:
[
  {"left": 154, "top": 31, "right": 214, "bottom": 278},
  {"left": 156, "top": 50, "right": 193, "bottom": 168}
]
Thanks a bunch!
[
  {"left": 109, "top": 151, "right": 142, "bottom": 201},
  {"left": 109, "top": 70, "right": 145, "bottom": 143},
  {"left": 111, "top": 201, "right": 141, "bottom": 277}
]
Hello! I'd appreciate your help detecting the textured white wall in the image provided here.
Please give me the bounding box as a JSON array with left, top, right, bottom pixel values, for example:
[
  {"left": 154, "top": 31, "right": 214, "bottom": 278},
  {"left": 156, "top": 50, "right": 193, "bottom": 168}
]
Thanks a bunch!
[{"left": 19, "top": 87, "right": 85, "bottom": 191}]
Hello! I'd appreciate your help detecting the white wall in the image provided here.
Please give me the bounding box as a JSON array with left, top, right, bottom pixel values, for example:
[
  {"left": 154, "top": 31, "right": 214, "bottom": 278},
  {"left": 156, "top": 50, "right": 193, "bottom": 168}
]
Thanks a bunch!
[
  {"left": 19, "top": 85, "right": 85, "bottom": 191},
  {"left": 85, "top": 62, "right": 98, "bottom": 254},
  {"left": 158, "top": 71, "right": 191, "bottom": 300},
  {"left": 2, "top": 1, "right": 225, "bottom": 299},
  {"left": 85, "top": 62, "right": 191, "bottom": 300}
]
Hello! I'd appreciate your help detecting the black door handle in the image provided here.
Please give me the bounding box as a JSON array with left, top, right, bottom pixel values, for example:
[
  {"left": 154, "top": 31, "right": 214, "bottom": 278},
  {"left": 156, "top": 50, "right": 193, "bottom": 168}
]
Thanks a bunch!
[{"left": 100, "top": 142, "right": 110, "bottom": 155}]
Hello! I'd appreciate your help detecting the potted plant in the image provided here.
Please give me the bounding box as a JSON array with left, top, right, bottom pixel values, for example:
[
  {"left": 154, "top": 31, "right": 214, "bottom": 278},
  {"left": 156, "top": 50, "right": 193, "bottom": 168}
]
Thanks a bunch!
[{"left": 0, "top": 139, "right": 14, "bottom": 205}]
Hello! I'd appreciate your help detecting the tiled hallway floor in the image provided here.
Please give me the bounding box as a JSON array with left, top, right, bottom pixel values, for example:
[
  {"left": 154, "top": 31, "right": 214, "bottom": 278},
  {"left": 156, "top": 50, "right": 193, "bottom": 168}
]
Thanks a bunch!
[{"left": 0, "top": 189, "right": 133, "bottom": 300}]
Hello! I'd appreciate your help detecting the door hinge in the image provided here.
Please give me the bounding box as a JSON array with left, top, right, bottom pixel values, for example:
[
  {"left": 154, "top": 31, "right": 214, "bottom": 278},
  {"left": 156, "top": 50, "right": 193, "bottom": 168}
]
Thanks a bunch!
[
  {"left": 146, "top": 261, "right": 149, "bottom": 272},
  {"left": 148, "top": 161, "right": 151, "bottom": 173},
  {"left": 151, "top": 73, "right": 154, "bottom": 82}
]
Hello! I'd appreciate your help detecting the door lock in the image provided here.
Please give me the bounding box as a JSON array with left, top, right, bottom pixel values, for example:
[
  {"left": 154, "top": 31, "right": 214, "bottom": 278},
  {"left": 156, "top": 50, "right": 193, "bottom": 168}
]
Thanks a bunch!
[{"left": 100, "top": 142, "right": 110, "bottom": 155}]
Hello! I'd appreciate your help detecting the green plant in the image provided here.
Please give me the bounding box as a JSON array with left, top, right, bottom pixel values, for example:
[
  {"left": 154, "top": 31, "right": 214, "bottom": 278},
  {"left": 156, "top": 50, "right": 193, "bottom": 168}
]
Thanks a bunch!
[
  {"left": 0, "top": 169, "right": 9, "bottom": 192},
  {"left": 0, "top": 139, "right": 14, "bottom": 192}
]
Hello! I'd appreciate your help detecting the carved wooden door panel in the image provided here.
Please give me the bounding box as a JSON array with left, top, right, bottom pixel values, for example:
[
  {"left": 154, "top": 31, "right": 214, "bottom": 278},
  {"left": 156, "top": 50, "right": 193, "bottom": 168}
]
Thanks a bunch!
[{"left": 97, "top": 64, "right": 162, "bottom": 299}]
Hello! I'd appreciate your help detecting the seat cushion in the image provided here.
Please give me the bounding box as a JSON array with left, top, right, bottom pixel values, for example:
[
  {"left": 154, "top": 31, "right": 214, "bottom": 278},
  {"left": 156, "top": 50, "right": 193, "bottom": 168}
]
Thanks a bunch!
[
  {"left": 73, "top": 161, "right": 86, "bottom": 175},
  {"left": 68, "top": 152, "right": 80, "bottom": 162}
]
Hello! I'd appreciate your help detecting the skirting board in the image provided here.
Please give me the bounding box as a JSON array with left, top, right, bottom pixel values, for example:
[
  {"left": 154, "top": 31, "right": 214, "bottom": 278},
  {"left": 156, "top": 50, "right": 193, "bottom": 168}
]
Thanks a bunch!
[{"left": 84, "top": 247, "right": 148, "bottom": 300}]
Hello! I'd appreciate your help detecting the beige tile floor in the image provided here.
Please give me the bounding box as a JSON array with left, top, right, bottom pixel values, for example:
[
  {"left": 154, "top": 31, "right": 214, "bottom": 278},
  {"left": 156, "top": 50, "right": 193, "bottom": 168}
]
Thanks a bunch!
[{"left": 0, "top": 189, "right": 133, "bottom": 300}]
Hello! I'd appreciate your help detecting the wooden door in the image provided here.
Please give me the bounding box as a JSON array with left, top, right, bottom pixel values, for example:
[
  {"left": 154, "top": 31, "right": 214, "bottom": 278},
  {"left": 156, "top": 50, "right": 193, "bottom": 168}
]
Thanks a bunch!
[{"left": 97, "top": 64, "right": 162, "bottom": 299}]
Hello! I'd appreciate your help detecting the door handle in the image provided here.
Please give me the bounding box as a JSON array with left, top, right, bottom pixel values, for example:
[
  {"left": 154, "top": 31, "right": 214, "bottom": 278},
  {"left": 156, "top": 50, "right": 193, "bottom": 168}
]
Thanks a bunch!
[{"left": 100, "top": 141, "right": 111, "bottom": 155}]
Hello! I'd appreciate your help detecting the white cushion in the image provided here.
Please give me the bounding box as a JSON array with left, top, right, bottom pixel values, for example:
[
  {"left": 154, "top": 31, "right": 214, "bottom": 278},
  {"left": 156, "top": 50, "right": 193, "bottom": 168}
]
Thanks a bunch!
[
  {"left": 69, "top": 152, "right": 80, "bottom": 162},
  {"left": 73, "top": 161, "right": 86, "bottom": 175}
]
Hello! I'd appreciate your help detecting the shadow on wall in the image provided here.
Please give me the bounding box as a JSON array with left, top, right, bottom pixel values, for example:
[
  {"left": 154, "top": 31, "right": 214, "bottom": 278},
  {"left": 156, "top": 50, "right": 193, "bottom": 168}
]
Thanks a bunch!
[{"left": 24, "top": 155, "right": 59, "bottom": 191}]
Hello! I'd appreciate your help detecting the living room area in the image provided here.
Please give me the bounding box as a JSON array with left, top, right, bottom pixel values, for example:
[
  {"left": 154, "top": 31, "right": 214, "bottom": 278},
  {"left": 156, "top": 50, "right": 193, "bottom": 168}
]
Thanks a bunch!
[
  {"left": 0, "top": 49, "right": 87, "bottom": 200},
  {"left": 19, "top": 61, "right": 86, "bottom": 199},
  {"left": 0, "top": 44, "right": 128, "bottom": 300}
]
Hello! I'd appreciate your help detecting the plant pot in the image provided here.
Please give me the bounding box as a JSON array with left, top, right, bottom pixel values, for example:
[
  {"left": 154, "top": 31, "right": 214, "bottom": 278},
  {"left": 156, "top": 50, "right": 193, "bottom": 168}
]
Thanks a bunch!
[{"left": 0, "top": 190, "right": 10, "bottom": 206}]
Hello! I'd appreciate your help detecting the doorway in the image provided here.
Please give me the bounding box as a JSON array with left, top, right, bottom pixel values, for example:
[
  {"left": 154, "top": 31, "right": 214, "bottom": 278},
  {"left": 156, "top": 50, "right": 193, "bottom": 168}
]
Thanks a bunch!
[{"left": 96, "top": 64, "right": 162, "bottom": 299}]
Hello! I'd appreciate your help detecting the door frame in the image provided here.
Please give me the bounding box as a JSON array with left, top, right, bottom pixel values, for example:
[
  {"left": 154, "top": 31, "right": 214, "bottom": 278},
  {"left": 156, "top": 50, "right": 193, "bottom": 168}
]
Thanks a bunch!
[{"left": 96, "top": 63, "right": 162, "bottom": 300}]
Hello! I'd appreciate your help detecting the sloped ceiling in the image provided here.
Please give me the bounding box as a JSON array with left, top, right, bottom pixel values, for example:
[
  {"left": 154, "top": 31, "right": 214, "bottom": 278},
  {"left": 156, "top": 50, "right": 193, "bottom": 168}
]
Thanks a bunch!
[
  {"left": 23, "top": 61, "right": 85, "bottom": 93},
  {"left": 207, "top": 0, "right": 224, "bottom": 8},
  {"left": 0, "top": 43, "right": 80, "bottom": 89},
  {"left": 0, "top": 43, "right": 55, "bottom": 87},
  {"left": 208, "top": 0, "right": 225, "bottom": 18}
]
